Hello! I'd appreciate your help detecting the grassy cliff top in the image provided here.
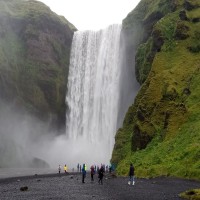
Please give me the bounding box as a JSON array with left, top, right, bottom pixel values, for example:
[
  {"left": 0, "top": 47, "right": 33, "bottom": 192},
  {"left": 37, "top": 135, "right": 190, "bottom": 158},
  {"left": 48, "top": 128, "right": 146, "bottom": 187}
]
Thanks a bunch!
[{"left": 123, "top": 0, "right": 200, "bottom": 29}]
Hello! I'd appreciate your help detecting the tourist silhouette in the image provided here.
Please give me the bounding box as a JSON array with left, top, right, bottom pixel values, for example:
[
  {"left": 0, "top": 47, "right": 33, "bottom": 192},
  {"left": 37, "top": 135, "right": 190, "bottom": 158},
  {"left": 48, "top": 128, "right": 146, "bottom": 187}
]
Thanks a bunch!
[
  {"left": 90, "top": 165, "right": 95, "bottom": 181},
  {"left": 82, "top": 164, "right": 86, "bottom": 183},
  {"left": 98, "top": 166, "right": 104, "bottom": 185},
  {"left": 128, "top": 163, "right": 135, "bottom": 185},
  {"left": 64, "top": 164, "right": 67, "bottom": 173}
]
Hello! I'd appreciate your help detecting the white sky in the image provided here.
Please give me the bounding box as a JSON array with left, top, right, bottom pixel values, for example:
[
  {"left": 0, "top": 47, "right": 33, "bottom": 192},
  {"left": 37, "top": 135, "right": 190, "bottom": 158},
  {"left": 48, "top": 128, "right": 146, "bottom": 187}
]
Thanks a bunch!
[{"left": 37, "top": 0, "right": 141, "bottom": 31}]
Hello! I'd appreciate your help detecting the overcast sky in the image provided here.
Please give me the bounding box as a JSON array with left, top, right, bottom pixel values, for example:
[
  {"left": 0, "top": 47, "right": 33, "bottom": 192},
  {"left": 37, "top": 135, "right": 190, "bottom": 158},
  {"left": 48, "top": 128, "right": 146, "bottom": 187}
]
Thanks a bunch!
[{"left": 37, "top": 0, "right": 141, "bottom": 31}]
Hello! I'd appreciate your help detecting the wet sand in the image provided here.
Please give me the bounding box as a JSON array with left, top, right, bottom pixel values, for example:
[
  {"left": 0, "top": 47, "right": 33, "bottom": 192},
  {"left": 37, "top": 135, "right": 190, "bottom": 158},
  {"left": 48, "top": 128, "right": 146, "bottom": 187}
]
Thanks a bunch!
[{"left": 0, "top": 172, "right": 199, "bottom": 200}]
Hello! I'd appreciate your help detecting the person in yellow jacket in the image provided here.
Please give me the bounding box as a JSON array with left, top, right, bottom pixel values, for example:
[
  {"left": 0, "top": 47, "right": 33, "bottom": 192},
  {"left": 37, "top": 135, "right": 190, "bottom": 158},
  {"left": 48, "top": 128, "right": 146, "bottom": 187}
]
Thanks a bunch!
[{"left": 64, "top": 164, "right": 68, "bottom": 173}]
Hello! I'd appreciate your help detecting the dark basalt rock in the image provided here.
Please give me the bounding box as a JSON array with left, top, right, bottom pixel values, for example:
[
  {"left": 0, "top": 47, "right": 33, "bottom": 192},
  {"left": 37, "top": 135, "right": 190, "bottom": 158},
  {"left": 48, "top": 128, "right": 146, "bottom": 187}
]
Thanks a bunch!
[
  {"left": 183, "top": 0, "right": 197, "bottom": 11},
  {"left": 179, "top": 10, "right": 188, "bottom": 21},
  {"left": 143, "top": 12, "right": 164, "bottom": 43},
  {"left": 192, "top": 18, "right": 200, "bottom": 23},
  {"left": 163, "top": 112, "right": 170, "bottom": 129},
  {"left": 30, "top": 157, "right": 50, "bottom": 168},
  {"left": 137, "top": 109, "right": 145, "bottom": 121},
  {"left": 20, "top": 186, "right": 28, "bottom": 191},
  {"left": 175, "top": 23, "right": 189, "bottom": 40},
  {"left": 132, "top": 125, "right": 153, "bottom": 151},
  {"left": 152, "top": 29, "right": 164, "bottom": 52}
]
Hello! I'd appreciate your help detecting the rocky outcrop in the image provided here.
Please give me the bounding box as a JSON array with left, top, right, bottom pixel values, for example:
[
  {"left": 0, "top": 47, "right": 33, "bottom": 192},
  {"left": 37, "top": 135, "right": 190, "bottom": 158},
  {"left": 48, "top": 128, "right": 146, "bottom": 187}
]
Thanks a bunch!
[
  {"left": 122, "top": 0, "right": 177, "bottom": 85},
  {"left": 0, "top": 0, "right": 76, "bottom": 130}
]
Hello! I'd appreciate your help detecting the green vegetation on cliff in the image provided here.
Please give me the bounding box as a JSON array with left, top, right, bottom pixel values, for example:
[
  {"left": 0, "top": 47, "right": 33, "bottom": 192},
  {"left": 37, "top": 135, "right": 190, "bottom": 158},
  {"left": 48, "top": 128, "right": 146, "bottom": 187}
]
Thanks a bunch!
[
  {"left": 0, "top": 0, "right": 76, "bottom": 128},
  {"left": 112, "top": 0, "right": 200, "bottom": 180}
]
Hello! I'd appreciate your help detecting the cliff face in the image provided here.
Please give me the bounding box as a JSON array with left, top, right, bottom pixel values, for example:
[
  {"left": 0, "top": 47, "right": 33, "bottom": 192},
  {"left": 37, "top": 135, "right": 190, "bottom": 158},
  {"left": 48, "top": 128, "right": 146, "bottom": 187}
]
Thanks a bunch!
[
  {"left": 0, "top": 0, "right": 76, "bottom": 129},
  {"left": 112, "top": 0, "right": 200, "bottom": 180}
]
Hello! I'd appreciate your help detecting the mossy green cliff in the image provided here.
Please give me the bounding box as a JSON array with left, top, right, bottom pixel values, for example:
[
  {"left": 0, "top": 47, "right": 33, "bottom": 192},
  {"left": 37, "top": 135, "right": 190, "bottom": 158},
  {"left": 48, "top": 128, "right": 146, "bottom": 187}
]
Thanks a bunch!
[
  {"left": 112, "top": 0, "right": 200, "bottom": 180},
  {"left": 0, "top": 0, "right": 76, "bottom": 129}
]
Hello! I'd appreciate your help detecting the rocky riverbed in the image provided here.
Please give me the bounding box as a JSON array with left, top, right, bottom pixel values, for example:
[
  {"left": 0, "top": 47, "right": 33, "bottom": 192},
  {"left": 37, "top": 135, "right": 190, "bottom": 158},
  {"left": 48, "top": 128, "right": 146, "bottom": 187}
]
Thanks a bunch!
[{"left": 0, "top": 173, "right": 199, "bottom": 200}]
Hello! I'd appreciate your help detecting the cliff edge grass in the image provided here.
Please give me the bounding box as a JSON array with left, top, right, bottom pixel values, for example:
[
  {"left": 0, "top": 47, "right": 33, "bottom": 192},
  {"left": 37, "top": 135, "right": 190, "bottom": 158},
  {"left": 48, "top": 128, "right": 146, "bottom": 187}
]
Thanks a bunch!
[{"left": 112, "top": 0, "right": 200, "bottom": 180}]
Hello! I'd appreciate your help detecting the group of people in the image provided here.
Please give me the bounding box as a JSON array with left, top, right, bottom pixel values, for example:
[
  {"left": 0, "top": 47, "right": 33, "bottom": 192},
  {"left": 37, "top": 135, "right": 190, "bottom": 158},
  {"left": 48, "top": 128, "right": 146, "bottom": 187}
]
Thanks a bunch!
[
  {"left": 81, "top": 164, "right": 106, "bottom": 184},
  {"left": 58, "top": 164, "right": 68, "bottom": 174},
  {"left": 58, "top": 163, "right": 135, "bottom": 186},
  {"left": 76, "top": 163, "right": 113, "bottom": 174}
]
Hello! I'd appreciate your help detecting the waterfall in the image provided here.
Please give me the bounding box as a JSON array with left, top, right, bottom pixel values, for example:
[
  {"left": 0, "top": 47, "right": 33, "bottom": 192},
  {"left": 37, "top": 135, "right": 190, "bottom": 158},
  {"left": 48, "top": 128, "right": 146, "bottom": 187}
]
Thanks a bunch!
[{"left": 65, "top": 24, "right": 135, "bottom": 165}]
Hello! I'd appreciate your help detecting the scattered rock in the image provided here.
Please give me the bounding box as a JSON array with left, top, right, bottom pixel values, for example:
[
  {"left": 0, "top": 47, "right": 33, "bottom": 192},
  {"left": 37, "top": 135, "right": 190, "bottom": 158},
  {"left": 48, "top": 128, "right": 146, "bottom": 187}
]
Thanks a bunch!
[
  {"left": 20, "top": 186, "right": 28, "bottom": 191},
  {"left": 186, "top": 190, "right": 195, "bottom": 195}
]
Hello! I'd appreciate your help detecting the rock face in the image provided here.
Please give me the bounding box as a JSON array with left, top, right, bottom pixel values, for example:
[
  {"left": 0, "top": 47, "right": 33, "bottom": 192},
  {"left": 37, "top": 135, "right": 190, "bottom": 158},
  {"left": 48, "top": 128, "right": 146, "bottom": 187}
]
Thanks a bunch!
[
  {"left": 0, "top": 0, "right": 76, "bottom": 130},
  {"left": 112, "top": 0, "right": 200, "bottom": 180},
  {"left": 31, "top": 157, "right": 50, "bottom": 168}
]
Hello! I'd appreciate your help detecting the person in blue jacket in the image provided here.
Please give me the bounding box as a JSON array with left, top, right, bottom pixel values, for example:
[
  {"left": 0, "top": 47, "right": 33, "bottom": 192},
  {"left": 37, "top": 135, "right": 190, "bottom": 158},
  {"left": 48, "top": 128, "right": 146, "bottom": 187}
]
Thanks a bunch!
[{"left": 82, "top": 164, "right": 86, "bottom": 183}]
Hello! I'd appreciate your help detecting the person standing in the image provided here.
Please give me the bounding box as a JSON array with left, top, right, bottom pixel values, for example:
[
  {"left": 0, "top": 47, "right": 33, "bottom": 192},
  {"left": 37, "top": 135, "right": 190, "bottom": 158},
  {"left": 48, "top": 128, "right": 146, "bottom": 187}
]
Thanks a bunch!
[
  {"left": 94, "top": 165, "right": 97, "bottom": 172},
  {"left": 109, "top": 165, "right": 112, "bottom": 173},
  {"left": 77, "top": 163, "right": 79, "bottom": 172},
  {"left": 64, "top": 164, "right": 67, "bottom": 173},
  {"left": 98, "top": 166, "right": 104, "bottom": 185},
  {"left": 58, "top": 165, "right": 61, "bottom": 174},
  {"left": 82, "top": 164, "right": 86, "bottom": 183},
  {"left": 128, "top": 163, "right": 135, "bottom": 185},
  {"left": 90, "top": 165, "right": 95, "bottom": 181}
]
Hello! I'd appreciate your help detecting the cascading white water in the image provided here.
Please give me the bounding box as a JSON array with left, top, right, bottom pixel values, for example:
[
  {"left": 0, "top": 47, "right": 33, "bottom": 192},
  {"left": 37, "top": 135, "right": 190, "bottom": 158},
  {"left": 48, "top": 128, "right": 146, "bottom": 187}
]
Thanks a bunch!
[{"left": 66, "top": 24, "right": 122, "bottom": 165}]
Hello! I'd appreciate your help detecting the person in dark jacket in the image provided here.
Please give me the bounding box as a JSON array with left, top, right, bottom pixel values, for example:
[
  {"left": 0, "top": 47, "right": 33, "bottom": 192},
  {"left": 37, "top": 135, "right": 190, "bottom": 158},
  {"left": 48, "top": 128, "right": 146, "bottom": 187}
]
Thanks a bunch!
[
  {"left": 90, "top": 165, "right": 95, "bottom": 181},
  {"left": 82, "top": 164, "right": 86, "bottom": 183},
  {"left": 98, "top": 166, "right": 104, "bottom": 185},
  {"left": 128, "top": 163, "right": 135, "bottom": 185}
]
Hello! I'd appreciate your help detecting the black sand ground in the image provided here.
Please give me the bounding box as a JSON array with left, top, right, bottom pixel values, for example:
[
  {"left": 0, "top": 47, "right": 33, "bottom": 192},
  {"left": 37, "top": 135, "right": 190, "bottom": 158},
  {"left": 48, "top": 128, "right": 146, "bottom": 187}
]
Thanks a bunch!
[{"left": 0, "top": 173, "right": 199, "bottom": 200}]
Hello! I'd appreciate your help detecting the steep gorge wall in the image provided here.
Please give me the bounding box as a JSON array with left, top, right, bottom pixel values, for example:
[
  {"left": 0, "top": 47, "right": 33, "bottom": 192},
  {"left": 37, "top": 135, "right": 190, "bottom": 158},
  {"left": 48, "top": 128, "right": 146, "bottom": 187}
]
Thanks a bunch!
[
  {"left": 112, "top": 0, "right": 200, "bottom": 179},
  {"left": 0, "top": 0, "right": 76, "bottom": 129}
]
